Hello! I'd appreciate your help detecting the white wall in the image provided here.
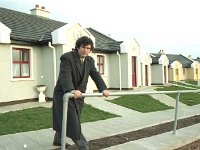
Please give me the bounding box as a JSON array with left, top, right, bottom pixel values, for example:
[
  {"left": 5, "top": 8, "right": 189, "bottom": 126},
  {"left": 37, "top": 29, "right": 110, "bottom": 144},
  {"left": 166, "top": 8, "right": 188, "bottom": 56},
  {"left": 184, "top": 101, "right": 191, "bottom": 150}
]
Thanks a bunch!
[
  {"left": 120, "top": 38, "right": 152, "bottom": 88},
  {"left": 39, "top": 46, "right": 55, "bottom": 98},
  {"left": 151, "top": 64, "right": 163, "bottom": 84},
  {"left": 120, "top": 53, "right": 130, "bottom": 88},
  {"left": 84, "top": 52, "right": 110, "bottom": 92},
  {"left": 0, "top": 44, "right": 42, "bottom": 102},
  {"left": 151, "top": 54, "right": 169, "bottom": 84},
  {"left": 169, "top": 61, "right": 182, "bottom": 81},
  {"left": 120, "top": 38, "right": 141, "bottom": 88},
  {"left": 140, "top": 52, "right": 152, "bottom": 86},
  {"left": 109, "top": 53, "right": 120, "bottom": 88},
  {"left": 140, "top": 63, "right": 152, "bottom": 86},
  {"left": 191, "top": 61, "right": 200, "bottom": 80}
]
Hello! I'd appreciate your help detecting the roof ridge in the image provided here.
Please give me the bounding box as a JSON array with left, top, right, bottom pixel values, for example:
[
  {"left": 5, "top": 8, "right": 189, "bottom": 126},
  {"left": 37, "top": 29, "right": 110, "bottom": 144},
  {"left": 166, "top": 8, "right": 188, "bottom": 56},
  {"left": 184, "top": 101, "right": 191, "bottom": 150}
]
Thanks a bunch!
[
  {"left": 87, "top": 27, "right": 117, "bottom": 42},
  {"left": 179, "top": 54, "right": 193, "bottom": 62},
  {"left": 0, "top": 6, "right": 66, "bottom": 24},
  {"left": 0, "top": 6, "right": 66, "bottom": 43}
]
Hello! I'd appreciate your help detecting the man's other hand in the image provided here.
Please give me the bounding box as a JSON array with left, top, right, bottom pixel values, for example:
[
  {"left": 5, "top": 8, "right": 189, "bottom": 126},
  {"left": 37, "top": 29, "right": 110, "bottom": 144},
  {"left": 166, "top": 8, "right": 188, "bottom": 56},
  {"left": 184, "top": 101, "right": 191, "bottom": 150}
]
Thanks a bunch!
[
  {"left": 102, "top": 90, "right": 109, "bottom": 97},
  {"left": 71, "top": 90, "right": 82, "bottom": 99}
]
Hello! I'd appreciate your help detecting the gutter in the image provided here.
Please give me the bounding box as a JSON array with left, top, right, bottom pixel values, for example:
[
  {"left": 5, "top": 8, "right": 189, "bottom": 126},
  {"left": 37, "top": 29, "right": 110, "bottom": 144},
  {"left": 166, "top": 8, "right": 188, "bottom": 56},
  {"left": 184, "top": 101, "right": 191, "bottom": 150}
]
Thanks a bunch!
[
  {"left": 48, "top": 42, "right": 57, "bottom": 86},
  {"left": 117, "top": 51, "right": 122, "bottom": 91}
]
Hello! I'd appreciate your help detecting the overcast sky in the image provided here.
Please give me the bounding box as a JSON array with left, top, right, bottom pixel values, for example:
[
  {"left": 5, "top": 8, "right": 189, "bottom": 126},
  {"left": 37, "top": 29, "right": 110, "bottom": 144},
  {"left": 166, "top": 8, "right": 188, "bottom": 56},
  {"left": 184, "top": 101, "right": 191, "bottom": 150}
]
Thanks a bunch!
[{"left": 0, "top": 0, "right": 199, "bottom": 58}]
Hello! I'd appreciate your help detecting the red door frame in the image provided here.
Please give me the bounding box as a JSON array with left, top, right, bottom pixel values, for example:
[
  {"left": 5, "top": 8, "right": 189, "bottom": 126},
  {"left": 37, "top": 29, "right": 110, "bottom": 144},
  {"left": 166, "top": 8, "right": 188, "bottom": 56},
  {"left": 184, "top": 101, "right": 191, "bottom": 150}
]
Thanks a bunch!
[
  {"left": 164, "top": 66, "right": 166, "bottom": 83},
  {"left": 145, "top": 65, "right": 148, "bottom": 86},
  {"left": 132, "top": 56, "right": 137, "bottom": 87}
]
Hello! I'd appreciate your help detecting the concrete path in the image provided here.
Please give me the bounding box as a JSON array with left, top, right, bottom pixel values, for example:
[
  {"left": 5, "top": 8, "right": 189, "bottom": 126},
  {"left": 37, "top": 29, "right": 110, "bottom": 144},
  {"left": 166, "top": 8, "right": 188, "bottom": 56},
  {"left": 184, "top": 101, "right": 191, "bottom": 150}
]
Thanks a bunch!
[
  {"left": 102, "top": 124, "right": 200, "bottom": 150},
  {"left": 0, "top": 88, "right": 199, "bottom": 150},
  {"left": 0, "top": 101, "right": 52, "bottom": 113}
]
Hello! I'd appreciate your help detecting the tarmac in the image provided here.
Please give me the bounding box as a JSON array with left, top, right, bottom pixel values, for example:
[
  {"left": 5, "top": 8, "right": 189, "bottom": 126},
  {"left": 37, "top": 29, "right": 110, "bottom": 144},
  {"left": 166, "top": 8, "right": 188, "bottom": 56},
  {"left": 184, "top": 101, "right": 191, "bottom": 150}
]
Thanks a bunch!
[{"left": 0, "top": 86, "right": 200, "bottom": 150}]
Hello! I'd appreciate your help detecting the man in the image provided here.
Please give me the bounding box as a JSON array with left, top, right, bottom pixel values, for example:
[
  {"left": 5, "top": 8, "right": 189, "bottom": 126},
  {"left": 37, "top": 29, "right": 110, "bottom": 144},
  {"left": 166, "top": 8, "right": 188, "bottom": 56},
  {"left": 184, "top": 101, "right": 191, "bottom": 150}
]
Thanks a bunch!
[{"left": 52, "top": 36, "right": 109, "bottom": 150}]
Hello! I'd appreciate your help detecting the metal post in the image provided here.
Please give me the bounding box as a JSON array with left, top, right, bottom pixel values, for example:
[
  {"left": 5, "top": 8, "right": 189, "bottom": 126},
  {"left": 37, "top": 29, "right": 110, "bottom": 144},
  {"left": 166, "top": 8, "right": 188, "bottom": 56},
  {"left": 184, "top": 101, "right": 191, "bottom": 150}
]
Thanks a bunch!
[
  {"left": 61, "top": 93, "right": 69, "bottom": 150},
  {"left": 173, "top": 90, "right": 180, "bottom": 134},
  {"left": 58, "top": 89, "right": 199, "bottom": 148}
]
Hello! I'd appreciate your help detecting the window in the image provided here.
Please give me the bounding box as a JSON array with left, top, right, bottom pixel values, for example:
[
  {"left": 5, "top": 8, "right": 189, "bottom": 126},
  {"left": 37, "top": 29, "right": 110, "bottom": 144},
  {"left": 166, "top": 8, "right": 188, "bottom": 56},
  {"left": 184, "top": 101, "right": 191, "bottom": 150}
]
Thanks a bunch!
[
  {"left": 183, "top": 69, "right": 185, "bottom": 75},
  {"left": 175, "top": 68, "right": 179, "bottom": 75},
  {"left": 12, "top": 48, "right": 30, "bottom": 78},
  {"left": 97, "top": 55, "right": 104, "bottom": 75}
]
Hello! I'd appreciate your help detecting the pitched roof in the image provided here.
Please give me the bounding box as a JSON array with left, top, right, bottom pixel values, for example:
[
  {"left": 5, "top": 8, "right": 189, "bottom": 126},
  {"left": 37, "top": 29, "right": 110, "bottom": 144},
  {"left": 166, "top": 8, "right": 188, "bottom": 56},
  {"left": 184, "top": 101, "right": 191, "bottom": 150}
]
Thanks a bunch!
[
  {"left": 0, "top": 7, "right": 66, "bottom": 44},
  {"left": 150, "top": 53, "right": 193, "bottom": 67},
  {"left": 0, "top": 7, "right": 121, "bottom": 53},
  {"left": 87, "top": 28, "right": 122, "bottom": 53},
  {"left": 166, "top": 54, "right": 193, "bottom": 68},
  {"left": 194, "top": 58, "right": 200, "bottom": 63},
  {"left": 150, "top": 53, "right": 162, "bottom": 64}
]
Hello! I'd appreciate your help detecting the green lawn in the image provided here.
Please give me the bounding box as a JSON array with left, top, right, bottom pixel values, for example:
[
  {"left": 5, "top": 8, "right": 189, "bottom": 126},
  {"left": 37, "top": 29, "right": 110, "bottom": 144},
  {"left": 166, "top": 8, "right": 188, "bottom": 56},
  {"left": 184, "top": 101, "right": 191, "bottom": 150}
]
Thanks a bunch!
[
  {"left": 155, "top": 85, "right": 200, "bottom": 105},
  {"left": 0, "top": 107, "right": 51, "bottom": 136},
  {"left": 81, "top": 104, "right": 119, "bottom": 122},
  {"left": 108, "top": 95, "right": 173, "bottom": 113},
  {"left": 185, "top": 80, "right": 198, "bottom": 85},
  {"left": 0, "top": 105, "right": 119, "bottom": 136},
  {"left": 171, "top": 81, "right": 200, "bottom": 89},
  {"left": 1, "top": 83, "right": 199, "bottom": 136}
]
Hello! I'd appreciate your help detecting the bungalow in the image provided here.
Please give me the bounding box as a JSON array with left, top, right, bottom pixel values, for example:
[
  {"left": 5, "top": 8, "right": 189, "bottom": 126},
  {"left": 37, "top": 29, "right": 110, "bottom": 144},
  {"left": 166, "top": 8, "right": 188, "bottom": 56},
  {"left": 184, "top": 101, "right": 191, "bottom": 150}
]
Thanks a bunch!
[
  {"left": 119, "top": 38, "right": 152, "bottom": 88},
  {"left": 0, "top": 5, "right": 152, "bottom": 103},
  {"left": 194, "top": 58, "right": 200, "bottom": 63},
  {"left": 84, "top": 28, "right": 121, "bottom": 92},
  {"left": 167, "top": 54, "right": 200, "bottom": 81},
  {"left": 150, "top": 50, "right": 169, "bottom": 85},
  {"left": 0, "top": 6, "right": 68, "bottom": 103},
  {"left": 52, "top": 24, "right": 152, "bottom": 92},
  {"left": 52, "top": 26, "right": 122, "bottom": 92}
]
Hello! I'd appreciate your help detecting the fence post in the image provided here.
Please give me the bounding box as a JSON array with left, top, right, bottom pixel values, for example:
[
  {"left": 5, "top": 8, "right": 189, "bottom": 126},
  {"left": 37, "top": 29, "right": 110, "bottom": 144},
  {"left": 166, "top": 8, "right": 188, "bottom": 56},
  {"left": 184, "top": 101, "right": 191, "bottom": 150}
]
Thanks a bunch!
[
  {"left": 173, "top": 90, "right": 180, "bottom": 134},
  {"left": 61, "top": 93, "right": 70, "bottom": 150}
]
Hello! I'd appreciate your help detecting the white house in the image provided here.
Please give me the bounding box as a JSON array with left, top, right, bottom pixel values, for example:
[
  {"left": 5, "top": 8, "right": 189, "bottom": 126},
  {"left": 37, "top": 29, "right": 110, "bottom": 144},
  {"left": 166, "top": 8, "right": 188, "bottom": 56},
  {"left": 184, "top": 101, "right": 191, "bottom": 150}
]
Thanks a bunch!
[
  {"left": 0, "top": 5, "right": 153, "bottom": 103},
  {"left": 150, "top": 50, "right": 169, "bottom": 85},
  {"left": 119, "top": 38, "right": 152, "bottom": 88},
  {"left": 151, "top": 50, "right": 200, "bottom": 83},
  {"left": 0, "top": 6, "right": 68, "bottom": 102},
  {"left": 167, "top": 54, "right": 200, "bottom": 81}
]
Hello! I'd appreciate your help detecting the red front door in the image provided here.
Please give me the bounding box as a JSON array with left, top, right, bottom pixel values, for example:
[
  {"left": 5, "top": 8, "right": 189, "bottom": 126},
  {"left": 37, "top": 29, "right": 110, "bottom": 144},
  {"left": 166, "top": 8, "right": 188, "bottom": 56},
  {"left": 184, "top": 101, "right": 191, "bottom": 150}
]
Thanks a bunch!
[
  {"left": 145, "top": 65, "right": 148, "bottom": 86},
  {"left": 164, "top": 66, "right": 166, "bottom": 83},
  {"left": 132, "top": 56, "right": 137, "bottom": 87}
]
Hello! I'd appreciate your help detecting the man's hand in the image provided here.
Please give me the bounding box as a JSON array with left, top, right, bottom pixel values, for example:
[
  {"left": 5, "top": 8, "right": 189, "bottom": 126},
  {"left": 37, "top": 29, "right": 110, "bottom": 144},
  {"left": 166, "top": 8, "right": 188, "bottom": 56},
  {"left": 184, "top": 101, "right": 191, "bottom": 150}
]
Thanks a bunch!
[
  {"left": 71, "top": 90, "right": 82, "bottom": 99},
  {"left": 102, "top": 90, "right": 109, "bottom": 97}
]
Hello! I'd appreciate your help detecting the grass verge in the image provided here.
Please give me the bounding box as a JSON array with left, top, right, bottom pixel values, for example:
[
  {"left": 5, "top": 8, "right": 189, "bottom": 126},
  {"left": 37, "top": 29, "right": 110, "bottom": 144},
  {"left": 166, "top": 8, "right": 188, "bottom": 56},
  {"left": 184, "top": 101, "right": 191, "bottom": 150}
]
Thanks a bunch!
[
  {"left": 0, "top": 105, "right": 119, "bottom": 136},
  {"left": 171, "top": 81, "right": 200, "bottom": 89},
  {"left": 185, "top": 80, "right": 198, "bottom": 85},
  {"left": 108, "top": 95, "right": 173, "bottom": 113},
  {"left": 155, "top": 85, "right": 200, "bottom": 105}
]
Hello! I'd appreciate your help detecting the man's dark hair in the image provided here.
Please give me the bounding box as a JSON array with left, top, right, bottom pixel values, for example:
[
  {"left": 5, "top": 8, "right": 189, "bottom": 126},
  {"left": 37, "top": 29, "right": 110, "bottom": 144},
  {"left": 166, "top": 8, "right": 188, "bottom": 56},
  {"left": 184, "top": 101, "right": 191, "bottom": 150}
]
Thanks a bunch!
[{"left": 75, "top": 36, "right": 94, "bottom": 51}]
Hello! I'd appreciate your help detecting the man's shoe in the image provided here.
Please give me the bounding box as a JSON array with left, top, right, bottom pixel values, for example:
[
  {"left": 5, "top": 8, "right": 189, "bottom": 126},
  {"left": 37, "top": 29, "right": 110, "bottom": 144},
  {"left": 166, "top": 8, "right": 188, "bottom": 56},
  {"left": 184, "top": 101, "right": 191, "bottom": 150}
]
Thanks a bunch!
[
  {"left": 53, "top": 141, "right": 70, "bottom": 147},
  {"left": 53, "top": 131, "right": 70, "bottom": 147}
]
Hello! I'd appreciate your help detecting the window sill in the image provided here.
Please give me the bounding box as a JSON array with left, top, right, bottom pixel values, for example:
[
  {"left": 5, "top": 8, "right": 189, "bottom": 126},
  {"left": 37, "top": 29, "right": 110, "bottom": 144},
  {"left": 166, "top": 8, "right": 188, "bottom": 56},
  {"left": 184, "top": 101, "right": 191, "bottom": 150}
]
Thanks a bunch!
[{"left": 11, "top": 78, "right": 34, "bottom": 82}]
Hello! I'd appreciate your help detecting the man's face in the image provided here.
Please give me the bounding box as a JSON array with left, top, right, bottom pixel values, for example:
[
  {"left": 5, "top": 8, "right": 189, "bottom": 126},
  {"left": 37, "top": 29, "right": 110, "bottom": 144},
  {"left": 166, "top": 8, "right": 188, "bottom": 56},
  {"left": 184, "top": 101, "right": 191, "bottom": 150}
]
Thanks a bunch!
[{"left": 78, "top": 44, "right": 91, "bottom": 58}]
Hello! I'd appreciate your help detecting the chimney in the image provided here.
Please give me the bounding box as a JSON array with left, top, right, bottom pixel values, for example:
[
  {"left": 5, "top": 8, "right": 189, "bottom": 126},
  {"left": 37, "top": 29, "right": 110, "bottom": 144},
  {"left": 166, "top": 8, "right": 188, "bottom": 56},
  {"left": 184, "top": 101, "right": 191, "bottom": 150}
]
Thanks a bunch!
[
  {"left": 158, "top": 49, "right": 165, "bottom": 55},
  {"left": 188, "top": 55, "right": 192, "bottom": 59},
  {"left": 30, "top": 4, "right": 50, "bottom": 18}
]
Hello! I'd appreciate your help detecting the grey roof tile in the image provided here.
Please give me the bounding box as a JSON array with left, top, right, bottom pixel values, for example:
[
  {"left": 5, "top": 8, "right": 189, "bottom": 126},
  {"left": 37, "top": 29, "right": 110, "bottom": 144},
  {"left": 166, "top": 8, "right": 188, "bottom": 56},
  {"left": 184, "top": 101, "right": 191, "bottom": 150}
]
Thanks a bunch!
[
  {"left": 194, "top": 58, "right": 200, "bottom": 63},
  {"left": 87, "top": 28, "right": 122, "bottom": 53},
  {"left": 150, "top": 53, "right": 193, "bottom": 68},
  {"left": 0, "top": 7, "right": 121, "bottom": 53},
  {"left": 150, "top": 53, "right": 161, "bottom": 64},
  {"left": 166, "top": 54, "right": 193, "bottom": 68},
  {"left": 0, "top": 7, "right": 66, "bottom": 44}
]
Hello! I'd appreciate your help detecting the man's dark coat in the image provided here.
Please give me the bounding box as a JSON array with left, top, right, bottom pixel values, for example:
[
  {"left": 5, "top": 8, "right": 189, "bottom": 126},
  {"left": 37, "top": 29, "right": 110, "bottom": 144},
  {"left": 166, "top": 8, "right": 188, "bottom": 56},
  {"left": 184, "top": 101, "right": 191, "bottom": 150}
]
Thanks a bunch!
[{"left": 53, "top": 51, "right": 107, "bottom": 140}]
